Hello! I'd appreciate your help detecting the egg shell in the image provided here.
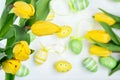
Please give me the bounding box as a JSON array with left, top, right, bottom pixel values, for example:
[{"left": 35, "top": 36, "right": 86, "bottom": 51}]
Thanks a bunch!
[
  {"left": 82, "top": 57, "right": 98, "bottom": 72},
  {"left": 56, "top": 26, "right": 72, "bottom": 38},
  {"left": 69, "top": 39, "right": 82, "bottom": 54},
  {"left": 34, "top": 50, "right": 48, "bottom": 65},
  {"left": 68, "top": 0, "right": 89, "bottom": 12},
  {"left": 99, "top": 56, "right": 117, "bottom": 69},
  {"left": 16, "top": 65, "right": 29, "bottom": 77},
  {"left": 54, "top": 60, "right": 72, "bottom": 73}
]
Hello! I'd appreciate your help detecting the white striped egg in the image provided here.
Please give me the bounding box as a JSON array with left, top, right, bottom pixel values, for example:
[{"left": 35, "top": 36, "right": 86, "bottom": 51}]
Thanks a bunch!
[{"left": 34, "top": 48, "right": 48, "bottom": 65}]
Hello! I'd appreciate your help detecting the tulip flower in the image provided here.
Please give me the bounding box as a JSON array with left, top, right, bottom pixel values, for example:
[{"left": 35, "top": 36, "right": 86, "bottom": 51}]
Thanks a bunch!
[
  {"left": 13, "top": 1, "right": 35, "bottom": 19},
  {"left": 2, "top": 59, "right": 21, "bottom": 74},
  {"left": 13, "top": 41, "right": 31, "bottom": 61}
]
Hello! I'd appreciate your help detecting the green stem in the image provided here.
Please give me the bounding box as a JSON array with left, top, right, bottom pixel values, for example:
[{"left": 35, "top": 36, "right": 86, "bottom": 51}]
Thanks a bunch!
[{"left": 5, "top": 73, "right": 15, "bottom": 80}]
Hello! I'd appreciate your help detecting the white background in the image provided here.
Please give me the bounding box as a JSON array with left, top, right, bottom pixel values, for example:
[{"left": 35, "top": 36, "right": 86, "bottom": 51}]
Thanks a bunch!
[{"left": 1, "top": 0, "right": 120, "bottom": 80}]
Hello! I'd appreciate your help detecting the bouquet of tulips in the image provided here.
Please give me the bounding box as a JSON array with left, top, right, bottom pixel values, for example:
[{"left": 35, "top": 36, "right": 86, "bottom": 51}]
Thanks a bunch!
[{"left": 0, "top": 0, "right": 63, "bottom": 80}]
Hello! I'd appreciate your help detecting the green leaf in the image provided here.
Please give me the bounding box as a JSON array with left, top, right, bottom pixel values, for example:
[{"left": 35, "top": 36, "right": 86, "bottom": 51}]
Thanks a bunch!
[
  {"left": 5, "top": 0, "right": 15, "bottom": 6},
  {"left": 6, "top": 36, "right": 16, "bottom": 47},
  {"left": 5, "top": 73, "right": 15, "bottom": 80},
  {"left": 14, "top": 25, "right": 30, "bottom": 44},
  {"left": 2, "top": 27, "right": 15, "bottom": 40},
  {"left": 94, "top": 40, "right": 120, "bottom": 52},
  {"left": 109, "top": 60, "right": 120, "bottom": 76},
  {"left": 111, "top": 22, "right": 120, "bottom": 29},
  {"left": 26, "top": 0, "right": 50, "bottom": 25},
  {"left": 99, "top": 8, "right": 120, "bottom": 22},
  {"left": 100, "top": 22, "right": 120, "bottom": 45},
  {"left": 5, "top": 47, "right": 13, "bottom": 59},
  {"left": 0, "top": 14, "right": 17, "bottom": 39}
]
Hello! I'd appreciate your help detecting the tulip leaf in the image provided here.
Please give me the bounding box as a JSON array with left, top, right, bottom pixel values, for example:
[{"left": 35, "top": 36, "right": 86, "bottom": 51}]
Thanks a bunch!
[
  {"left": 100, "top": 22, "right": 120, "bottom": 45},
  {"left": 109, "top": 60, "right": 120, "bottom": 76},
  {"left": 99, "top": 8, "right": 120, "bottom": 22},
  {"left": 6, "top": 36, "right": 16, "bottom": 48},
  {"left": 111, "top": 22, "right": 120, "bottom": 29},
  {"left": 35, "top": 0, "right": 50, "bottom": 20},
  {"left": 2, "top": 27, "right": 15, "bottom": 40},
  {"left": 5, "top": 47, "right": 14, "bottom": 59},
  {"left": 14, "top": 25, "right": 30, "bottom": 44},
  {"left": 0, "top": 14, "right": 17, "bottom": 39},
  {"left": 93, "top": 40, "right": 120, "bottom": 52},
  {"left": 5, "top": 0, "right": 15, "bottom": 6}
]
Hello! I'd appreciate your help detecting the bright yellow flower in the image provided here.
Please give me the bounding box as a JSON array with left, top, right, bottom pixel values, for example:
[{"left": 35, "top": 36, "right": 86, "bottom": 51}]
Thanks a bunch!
[
  {"left": 94, "top": 13, "right": 115, "bottom": 25},
  {"left": 2, "top": 59, "right": 21, "bottom": 74},
  {"left": 31, "top": 21, "right": 61, "bottom": 36},
  {"left": 13, "top": 41, "right": 31, "bottom": 61},
  {"left": 85, "top": 30, "right": 111, "bottom": 43},
  {"left": 90, "top": 45, "right": 111, "bottom": 57},
  {"left": 13, "top": 1, "right": 35, "bottom": 19}
]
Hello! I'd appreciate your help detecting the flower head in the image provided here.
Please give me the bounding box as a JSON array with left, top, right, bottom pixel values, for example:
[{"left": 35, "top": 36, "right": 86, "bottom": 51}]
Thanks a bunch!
[
  {"left": 13, "top": 41, "right": 31, "bottom": 61},
  {"left": 13, "top": 1, "right": 35, "bottom": 19},
  {"left": 2, "top": 59, "right": 21, "bottom": 74}
]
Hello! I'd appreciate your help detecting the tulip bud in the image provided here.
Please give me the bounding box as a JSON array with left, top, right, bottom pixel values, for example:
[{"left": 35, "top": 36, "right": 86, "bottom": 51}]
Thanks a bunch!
[
  {"left": 94, "top": 13, "right": 115, "bottom": 25},
  {"left": 85, "top": 30, "right": 111, "bottom": 43},
  {"left": 90, "top": 45, "right": 112, "bottom": 56},
  {"left": 13, "top": 1, "right": 35, "bottom": 19},
  {"left": 31, "top": 21, "right": 61, "bottom": 36}
]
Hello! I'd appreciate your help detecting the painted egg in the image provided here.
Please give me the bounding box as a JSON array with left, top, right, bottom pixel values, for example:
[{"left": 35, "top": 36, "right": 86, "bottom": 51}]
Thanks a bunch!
[
  {"left": 54, "top": 60, "right": 72, "bottom": 73},
  {"left": 34, "top": 48, "right": 48, "bottom": 65},
  {"left": 68, "top": 0, "right": 89, "bottom": 12},
  {"left": 69, "top": 39, "right": 82, "bottom": 54},
  {"left": 99, "top": 56, "right": 117, "bottom": 69},
  {"left": 82, "top": 57, "right": 98, "bottom": 72},
  {"left": 56, "top": 25, "right": 72, "bottom": 38},
  {"left": 16, "top": 65, "right": 29, "bottom": 77}
]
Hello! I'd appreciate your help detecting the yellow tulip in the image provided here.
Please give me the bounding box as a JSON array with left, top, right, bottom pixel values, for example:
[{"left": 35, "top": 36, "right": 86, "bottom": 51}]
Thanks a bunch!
[
  {"left": 90, "top": 45, "right": 112, "bottom": 57},
  {"left": 2, "top": 59, "right": 21, "bottom": 74},
  {"left": 31, "top": 21, "right": 61, "bottom": 36},
  {"left": 13, "top": 41, "right": 31, "bottom": 61},
  {"left": 85, "top": 30, "right": 111, "bottom": 43},
  {"left": 94, "top": 13, "right": 115, "bottom": 25},
  {"left": 13, "top": 1, "right": 35, "bottom": 19}
]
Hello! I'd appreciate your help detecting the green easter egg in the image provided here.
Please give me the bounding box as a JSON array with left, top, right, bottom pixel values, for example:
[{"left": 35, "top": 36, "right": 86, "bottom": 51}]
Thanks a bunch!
[
  {"left": 16, "top": 65, "right": 29, "bottom": 77},
  {"left": 99, "top": 56, "right": 117, "bottom": 69},
  {"left": 69, "top": 39, "right": 82, "bottom": 54},
  {"left": 68, "top": 0, "right": 89, "bottom": 12},
  {"left": 82, "top": 57, "right": 98, "bottom": 72}
]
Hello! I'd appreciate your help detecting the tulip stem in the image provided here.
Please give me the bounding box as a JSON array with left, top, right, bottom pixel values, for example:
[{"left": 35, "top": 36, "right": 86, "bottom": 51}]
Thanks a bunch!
[{"left": 5, "top": 73, "right": 15, "bottom": 80}]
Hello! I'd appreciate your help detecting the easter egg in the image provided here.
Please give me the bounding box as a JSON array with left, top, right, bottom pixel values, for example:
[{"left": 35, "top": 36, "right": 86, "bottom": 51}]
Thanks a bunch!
[
  {"left": 68, "top": 0, "right": 89, "bottom": 12},
  {"left": 16, "top": 65, "right": 29, "bottom": 77},
  {"left": 54, "top": 60, "right": 72, "bottom": 73},
  {"left": 69, "top": 39, "right": 82, "bottom": 54},
  {"left": 82, "top": 57, "right": 98, "bottom": 72},
  {"left": 56, "top": 25, "right": 72, "bottom": 38},
  {"left": 99, "top": 56, "right": 117, "bottom": 69},
  {"left": 34, "top": 49, "right": 48, "bottom": 65}
]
